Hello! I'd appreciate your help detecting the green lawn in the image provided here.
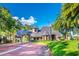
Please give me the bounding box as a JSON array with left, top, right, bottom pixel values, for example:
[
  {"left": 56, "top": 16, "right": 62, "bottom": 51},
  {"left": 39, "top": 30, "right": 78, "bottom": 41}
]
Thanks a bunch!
[{"left": 32, "top": 40, "right": 52, "bottom": 45}]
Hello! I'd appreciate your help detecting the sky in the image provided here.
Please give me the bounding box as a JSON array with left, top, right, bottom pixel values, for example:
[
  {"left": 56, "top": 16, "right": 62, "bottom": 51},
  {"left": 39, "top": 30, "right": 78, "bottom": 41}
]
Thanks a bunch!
[{"left": 1, "top": 3, "right": 61, "bottom": 28}]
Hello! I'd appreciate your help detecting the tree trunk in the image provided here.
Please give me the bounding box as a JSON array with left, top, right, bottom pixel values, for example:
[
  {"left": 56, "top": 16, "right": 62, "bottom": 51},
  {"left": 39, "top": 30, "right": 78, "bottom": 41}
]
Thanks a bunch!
[{"left": 70, "top": 31, "right": 74, "bottom": 40}]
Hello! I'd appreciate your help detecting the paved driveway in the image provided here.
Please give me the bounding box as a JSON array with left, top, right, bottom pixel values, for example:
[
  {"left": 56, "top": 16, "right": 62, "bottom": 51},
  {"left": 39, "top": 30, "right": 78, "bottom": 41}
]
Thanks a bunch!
[{"left": 0, "top": 42, "right": 51, "bottom": 56}]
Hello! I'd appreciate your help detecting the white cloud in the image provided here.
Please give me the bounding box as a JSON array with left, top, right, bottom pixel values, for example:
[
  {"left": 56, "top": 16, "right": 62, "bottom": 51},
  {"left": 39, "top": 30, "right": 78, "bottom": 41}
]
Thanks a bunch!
[
  {"left": 12, "top": 16, "right": 37, "bottom": 25},
  {"left": 21, "top": 16, "right": 37, "bottom": 25},
  {"left": 12, "top": 16, "right": 19, "bottom": 20}
]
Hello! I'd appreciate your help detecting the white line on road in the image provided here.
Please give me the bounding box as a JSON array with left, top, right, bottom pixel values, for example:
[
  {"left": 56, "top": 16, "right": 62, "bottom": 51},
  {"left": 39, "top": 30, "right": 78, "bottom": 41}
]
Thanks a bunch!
[{"left": 0, "top": 45, "right": 25, "bottom": 55}]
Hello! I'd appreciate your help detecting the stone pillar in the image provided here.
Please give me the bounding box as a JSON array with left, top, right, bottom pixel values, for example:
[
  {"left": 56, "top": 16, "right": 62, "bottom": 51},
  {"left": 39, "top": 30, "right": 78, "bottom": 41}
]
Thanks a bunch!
[{"left": 45, "top": 36, "right": 46, "bottom": 40}]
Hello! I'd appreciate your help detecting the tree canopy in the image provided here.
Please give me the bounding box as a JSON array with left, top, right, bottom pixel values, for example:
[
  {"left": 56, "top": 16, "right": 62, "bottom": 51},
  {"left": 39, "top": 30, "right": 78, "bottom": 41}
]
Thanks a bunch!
[{"left": 53, "top": 3, "right": 79, "bottom": 35}]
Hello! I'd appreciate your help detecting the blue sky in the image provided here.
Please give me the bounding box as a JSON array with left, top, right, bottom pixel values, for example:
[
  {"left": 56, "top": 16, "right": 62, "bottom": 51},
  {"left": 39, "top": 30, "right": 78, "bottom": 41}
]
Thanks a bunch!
[{"left": 1, "top": 3, "right": 61, "bottom": 28}]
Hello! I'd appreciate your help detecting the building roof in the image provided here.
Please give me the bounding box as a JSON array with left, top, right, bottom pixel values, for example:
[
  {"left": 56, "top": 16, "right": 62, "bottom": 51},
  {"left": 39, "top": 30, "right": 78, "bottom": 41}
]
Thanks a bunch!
[
  {"left": 51, "top": 29, "right": 62, "bottom": 37},
  {"left": 17, "top": 30, "right": 24, "bottom": 35},
  {"left": 16, "top": 30, "right": 32, "bottom": 36},
  {"left": 41, "top": 27, "right": 52, "bottom": 35},
  {"left": 16, "top": 26, "right": 62, "bottom": 37},
  {"left": 30, "top": 26, "right": 62, "bottom": 37}
]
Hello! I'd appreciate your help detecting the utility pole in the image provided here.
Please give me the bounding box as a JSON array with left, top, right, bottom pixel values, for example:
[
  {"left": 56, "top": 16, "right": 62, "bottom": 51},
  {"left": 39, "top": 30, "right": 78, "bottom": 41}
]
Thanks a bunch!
[{"left": 48, "top": 20, "right": 52, "bottom": 40}]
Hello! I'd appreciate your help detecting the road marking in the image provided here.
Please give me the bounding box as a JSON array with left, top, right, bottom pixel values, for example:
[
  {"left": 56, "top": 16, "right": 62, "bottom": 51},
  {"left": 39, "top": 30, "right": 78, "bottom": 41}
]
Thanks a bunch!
[{"left": 0, "top": 45, "right": 24, "bottom": 55}]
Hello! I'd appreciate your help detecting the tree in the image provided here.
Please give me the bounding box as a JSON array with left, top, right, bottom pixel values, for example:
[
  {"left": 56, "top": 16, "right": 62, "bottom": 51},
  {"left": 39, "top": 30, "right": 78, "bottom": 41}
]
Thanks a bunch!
[
  {"left": 0, "top": 6, "right": 22, "bottom": 43},
  {"left": 53, "top": 3, "right": 79, "bottom": 39}
]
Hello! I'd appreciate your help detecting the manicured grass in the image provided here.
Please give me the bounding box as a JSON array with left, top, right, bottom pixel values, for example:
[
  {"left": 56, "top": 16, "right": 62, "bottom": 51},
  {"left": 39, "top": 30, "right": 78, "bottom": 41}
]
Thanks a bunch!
[{"left": 32, "top": 40, "right": 52, "bottom": 45}]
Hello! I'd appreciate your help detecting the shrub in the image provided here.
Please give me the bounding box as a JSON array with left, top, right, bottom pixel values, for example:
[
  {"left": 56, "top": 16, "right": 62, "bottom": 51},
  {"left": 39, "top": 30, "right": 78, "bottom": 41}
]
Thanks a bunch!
[
  {"left": 48, "top": 40, "right": 79, "bottom": 56},
  {"left": 48, "top": 41, "right": 68, "bottom": 56},
  {"left": 65, "top": 51, "right": 79, "bottom": 56}
]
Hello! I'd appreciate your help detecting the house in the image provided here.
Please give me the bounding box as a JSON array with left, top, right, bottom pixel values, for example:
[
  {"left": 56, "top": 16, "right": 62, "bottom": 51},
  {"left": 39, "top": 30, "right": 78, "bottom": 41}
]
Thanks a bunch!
[
  {"left": 16, "top": 26, "right": 62, "bottom": 42},
  {"left": 30, "top": 26, "right": 62, "bottom": 41}
]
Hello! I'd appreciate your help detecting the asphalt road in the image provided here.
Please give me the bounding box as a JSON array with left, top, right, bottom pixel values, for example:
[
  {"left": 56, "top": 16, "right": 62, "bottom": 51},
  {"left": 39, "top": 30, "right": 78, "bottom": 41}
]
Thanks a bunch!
[{"left": 0, "top": 42, "right": 51, "bottom": 56}]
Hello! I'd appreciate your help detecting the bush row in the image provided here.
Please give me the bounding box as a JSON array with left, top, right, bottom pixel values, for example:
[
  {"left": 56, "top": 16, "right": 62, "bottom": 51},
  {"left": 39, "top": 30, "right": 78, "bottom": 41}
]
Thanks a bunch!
[{"left": 48, "top": 40, "right": 79, "bottom": 56}]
